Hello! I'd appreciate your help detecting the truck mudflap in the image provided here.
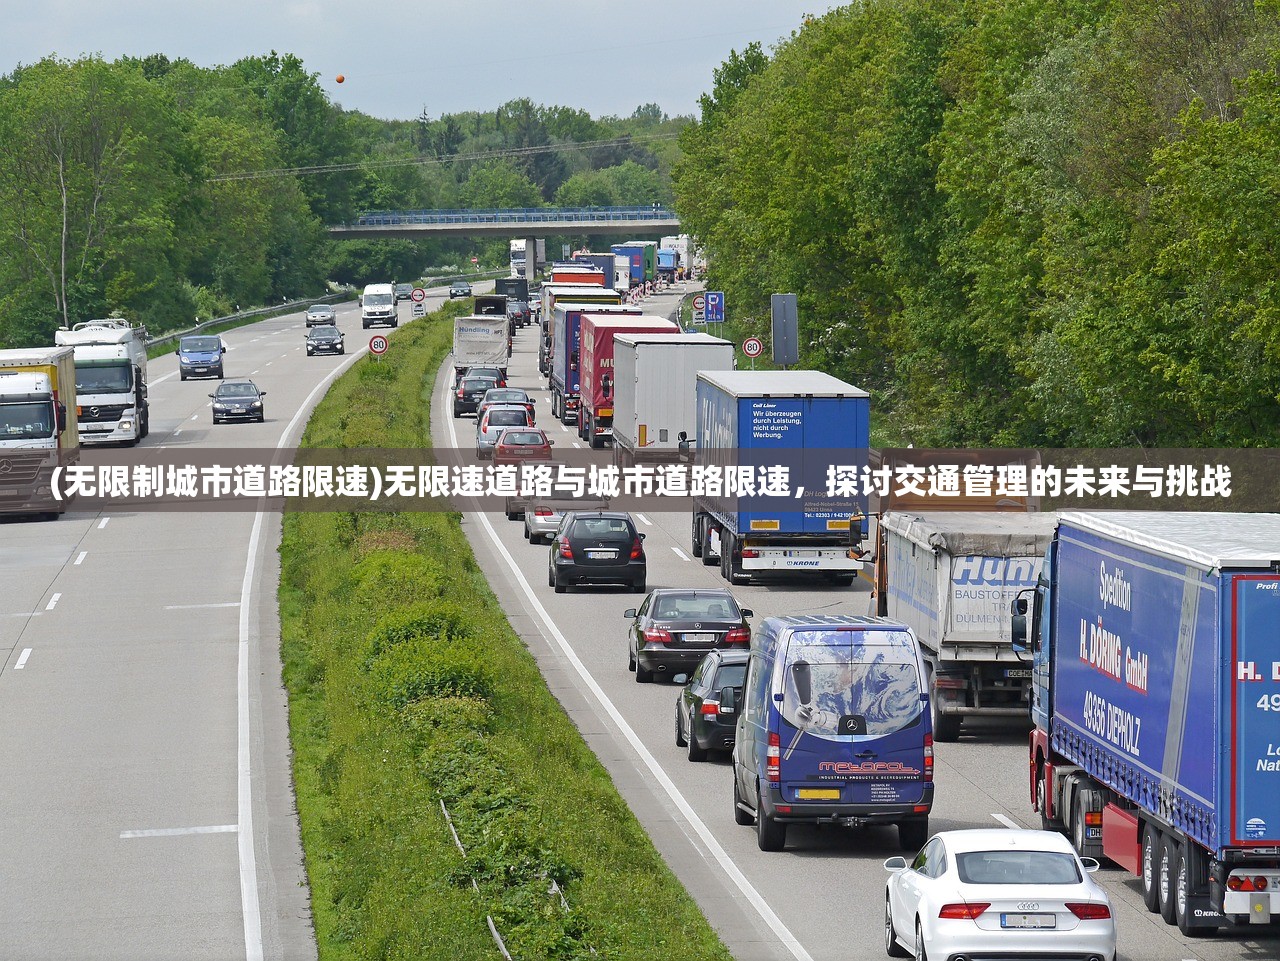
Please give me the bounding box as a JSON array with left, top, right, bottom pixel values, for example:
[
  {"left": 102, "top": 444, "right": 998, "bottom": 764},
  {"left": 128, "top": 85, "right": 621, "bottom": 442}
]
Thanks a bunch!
[{"left": 739, "top": 546, "right": 861, "bottom": 572}]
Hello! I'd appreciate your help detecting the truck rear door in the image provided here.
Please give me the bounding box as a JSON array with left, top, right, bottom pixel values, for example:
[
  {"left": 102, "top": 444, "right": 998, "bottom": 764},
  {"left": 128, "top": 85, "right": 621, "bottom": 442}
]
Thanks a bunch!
[{"left": 1229, "top": 574, "right": 1280, "bottom": 846}]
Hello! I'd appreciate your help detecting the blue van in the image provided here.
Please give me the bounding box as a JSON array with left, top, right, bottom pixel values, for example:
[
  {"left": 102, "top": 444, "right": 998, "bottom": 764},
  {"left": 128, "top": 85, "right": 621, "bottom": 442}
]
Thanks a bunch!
[
  {"left": 731, "top": 615, "right": 934, "bottom": 852},
  {"left": 176, "top": 335, "right": 225, "bottom": 380}
]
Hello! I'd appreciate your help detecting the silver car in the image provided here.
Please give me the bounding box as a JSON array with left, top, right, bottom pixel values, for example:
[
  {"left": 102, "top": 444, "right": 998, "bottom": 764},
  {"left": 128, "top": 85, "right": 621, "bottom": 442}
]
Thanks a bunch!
[
  {"left": 520, "top": 496, "right": 611, "bottom": 542},
  {"left": 475, "top": 404, "right": 532, "bottom": 459},
  {"left": 305, "top": 304, "right": 336, "bottom": 327}
]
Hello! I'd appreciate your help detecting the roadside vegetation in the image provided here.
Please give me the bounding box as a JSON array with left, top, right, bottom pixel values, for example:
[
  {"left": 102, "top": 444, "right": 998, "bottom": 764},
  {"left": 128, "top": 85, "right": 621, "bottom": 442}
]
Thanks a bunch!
[
  {"left": 279, "top": 301, "right": 731, "bottom": 961},
  {"left": 676, "top": 1, "right": 1280, "bottom": 447}
]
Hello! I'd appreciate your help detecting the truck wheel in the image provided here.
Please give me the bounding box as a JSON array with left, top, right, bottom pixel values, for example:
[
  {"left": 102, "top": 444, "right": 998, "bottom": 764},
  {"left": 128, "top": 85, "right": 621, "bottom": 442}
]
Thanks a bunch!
[
  {"left": 551, "top": 392, "right": 559, "bottom": 419},
  {"left": 1140, "top": 824, "right": 1162, "bottom": 913},
  {"left": 1071, "top": 787, "right": 1104, "bottom": 860},
  {"left": 756, "top": 785, "right": 786, "bottom": 851},
  {"left": 1158, "top": 832, "right": 1178, "bottom": 924},
  {"left": 691, "top": 515, "right": 703, "bottom": 558},
  {"left": 929, "top": 670, "right": 962, "bottom": 743},
  {"left": 898, "top": 818, "right": 929, "bottom": 852},
  {"left": 701, "top": 524, "right": 718, "bottom": 566},
  {"left": 1175, "top": 841, "right": 1215, "bottom": 936},
  {"left": 589, "top": 425, "right": 603, "bottom": 449}
]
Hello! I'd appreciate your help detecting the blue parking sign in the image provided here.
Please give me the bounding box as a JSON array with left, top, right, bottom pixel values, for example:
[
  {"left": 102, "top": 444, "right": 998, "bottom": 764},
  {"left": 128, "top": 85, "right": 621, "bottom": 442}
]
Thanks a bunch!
[{"left": 706, "top": 291, "right": 725, "bottom": 323}]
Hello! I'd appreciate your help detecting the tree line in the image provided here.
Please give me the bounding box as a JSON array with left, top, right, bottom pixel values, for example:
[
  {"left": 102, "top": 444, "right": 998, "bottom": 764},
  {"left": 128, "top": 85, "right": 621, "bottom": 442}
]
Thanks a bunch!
[
  {"left": 674, "top": 0, "right": 1280, "bottom": 446},
  {"left": 0, "top": 53, "right": 683, "bottom": 348}
]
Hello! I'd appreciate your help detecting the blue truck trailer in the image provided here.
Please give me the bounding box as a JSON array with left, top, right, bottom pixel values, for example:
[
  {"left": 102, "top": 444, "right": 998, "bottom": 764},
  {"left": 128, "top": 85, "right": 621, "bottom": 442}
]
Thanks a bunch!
[
  {"left": 1013, "top": 511, "right": 1280, "bottom": 936},
  {"left": 572, "top": 252, "right": 617, "bottom": 290},
  {"left": 610, "top": 244, "right": 645, "bottom": 286},
  {"left": 691, "top": 370, "right": 870, "bottom": 587}
]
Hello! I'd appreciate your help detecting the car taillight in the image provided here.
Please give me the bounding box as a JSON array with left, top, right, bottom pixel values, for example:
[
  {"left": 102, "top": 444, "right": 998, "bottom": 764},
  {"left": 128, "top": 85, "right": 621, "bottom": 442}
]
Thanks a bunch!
[
  {"left": 535, "top": 508, "right": 554, "bottom": 517},
  {"left": 456, "top": 388, "right": 465, "bottom": 397},
  {"left": 724, "top": 627, "right": 750, "bottom": 645},
  {"left": 1066, "top": 902, "right": 1111, "bottom": 920},
  {"left": 630, "top": 537, "right": 644, "bottom": 560},
  {"left": 766, "top": 731, "right": 780, "bottom": 782},
  {"left": 938, "top": 903, "right": 989, "bottom": 920},
  {"left": 642, "top": 628, "right": 672, "bottom": 645},
  {"left": 700, "top": 702, "right": 720, "bottom": 717},
  {"left": 557, "top": 538, "right": 573, "bottom": 559},
  {"left": 924, "top": 733, "right": 933, "bottom": 782}
]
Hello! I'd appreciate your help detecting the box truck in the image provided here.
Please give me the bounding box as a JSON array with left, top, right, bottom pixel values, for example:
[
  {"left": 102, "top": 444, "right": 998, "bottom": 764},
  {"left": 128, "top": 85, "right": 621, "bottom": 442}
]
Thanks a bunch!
[{"left": 452, "top": 315, "right": 510, "bottom": 382}]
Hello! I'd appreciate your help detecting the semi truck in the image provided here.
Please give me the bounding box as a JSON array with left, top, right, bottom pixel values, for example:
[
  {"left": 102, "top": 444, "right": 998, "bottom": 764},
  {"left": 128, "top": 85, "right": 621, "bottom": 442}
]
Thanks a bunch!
[
  {"left": 509, "top": 238, "right": 546, "bottom": 276},
  {"left": 0, "top": 346, "right": 79, "bottom": 518},
  {"left": 53, "top": 319, "right": 149, "bottom": 445},
  {"left": 610, "top": 243, "right": 656, "bottom": 286},
  {"left": 452, "top": 315, "right": 510, "bottom": 383},
  {"left": 548, "top": 303, "right": 641, "bottom": 425},
  {"left": 1012, "top": 511, "right": 1280, "bottom": 936},
  {"left": 692, "top": 370, "right": 870, "bottom": 586},
  {"left": 877, "top": 511, "right": 1057, "bottom": 742},
  {"left": 572, "top": 252, "right": 617, "bottom": 290},
  {"left": 493, "top": 277, "right": 529, "bottom": 302},
  {"left": 578, "top": 314, "right": 679, "bottom": 449},
  {"left": 473, "top": 294, "right": 507, "bottom": 316},
  {"left": 656, "top": 248, "right": 680, "bottom": 282},
  {"left": 549, "top": 264, "right": 606, "bottom": 286},
  {"left": 537, "top": 283, "right": 620, "bottom": 377},
  {"left": 611, "top": 332, "right": 734, "bottom": 468}
]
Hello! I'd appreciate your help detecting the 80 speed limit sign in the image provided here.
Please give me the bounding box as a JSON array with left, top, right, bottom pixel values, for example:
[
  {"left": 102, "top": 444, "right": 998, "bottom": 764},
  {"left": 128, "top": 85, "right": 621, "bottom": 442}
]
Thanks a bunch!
[
  {"left": 369, "top": 335, "right": 389, "bottom": 355},
  {"left": 742, "top": 336, "right": 764, "bottom": 358}
]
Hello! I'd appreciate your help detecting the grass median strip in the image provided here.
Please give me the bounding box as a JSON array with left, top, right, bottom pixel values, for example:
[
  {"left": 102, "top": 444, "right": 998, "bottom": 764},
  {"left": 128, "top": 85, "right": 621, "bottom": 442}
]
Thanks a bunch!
[{"left": 279, "top": 302, "right": 732, "bottom": 960}]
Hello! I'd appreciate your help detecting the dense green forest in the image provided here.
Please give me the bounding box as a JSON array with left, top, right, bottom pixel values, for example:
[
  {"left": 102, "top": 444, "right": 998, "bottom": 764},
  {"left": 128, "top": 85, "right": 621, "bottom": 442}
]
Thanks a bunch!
[
  {"left": 675, "top": 0, "right": 1280, "bottom": 446},
  {"left": 0, "top": 52, "right": 684, "bottom": 347}
]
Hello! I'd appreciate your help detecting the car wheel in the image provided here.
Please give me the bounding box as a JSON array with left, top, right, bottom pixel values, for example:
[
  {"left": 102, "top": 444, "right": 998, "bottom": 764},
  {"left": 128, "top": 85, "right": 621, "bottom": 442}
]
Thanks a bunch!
[
  {"left": 180, "top": 372, "right": 187, "bottom": 381},
  {"left": 452, "top": 406, "right": 461, "bottom": 418},
  {"left": 523, "top": 524, "right": 531, "bottom": 541},
  {"left": 547, "top": 564, "right": 554, "bottom": 588},
  {"left": 635, "top": 661, "right": 653, "bottom": 683},
  {"left": 913, "top": 919, "right": 928, "bottom": 961},
  {"left": 628, "top": 641, "right": 636, "bottom": 672},
  {"left": 733, "top": 776, "right": 753, "bottom": 826},
  {"left": 686, "top": 725, "right": 708, "bottom": 762},
  {"left": 307, "top": 349, "right": 315, "bottom": 355},
  {"left": 898, "top": 818, "right": 929, "bottom": 852},
  {"left": 885, "top": 897, "right": 909, "bottom": 958},
  {"left": 1158, "top": 831, "right": 1178, "bottom": 924},
  {"left": 338, "top": 347, "right": 345, "bottom": 355},
  {"left": 505, "top": 509, "right": 518, "bottom": 521},
  {"left": 553, "top": 570, "right": 567, "bottom": 593},
  {"left": 755, "top": 784, "right": 786, "bottom": 851},
  {"left": 258, "top": 413, "right": 265, "bottom": 423},
  {"left": 632, "top": 578, "right": 646, "bottom": 594},
  {"left": 674, "top": 701, "right": 687, "bottom": 746},
  {"left": 1141, "top": 823, "right": 1162, "bottom": 913}
]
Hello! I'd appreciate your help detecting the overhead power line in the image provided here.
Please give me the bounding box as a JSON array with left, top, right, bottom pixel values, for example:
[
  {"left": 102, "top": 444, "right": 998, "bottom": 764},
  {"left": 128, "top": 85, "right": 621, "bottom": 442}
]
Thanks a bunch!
[{"left": 207, "top": 132, "right": 682, "bottom": 183}]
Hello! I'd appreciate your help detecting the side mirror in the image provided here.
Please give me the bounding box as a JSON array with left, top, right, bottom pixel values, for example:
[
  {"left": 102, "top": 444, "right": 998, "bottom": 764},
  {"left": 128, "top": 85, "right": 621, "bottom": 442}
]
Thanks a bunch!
[
  {"left": 638, "top": 532, "right": 646, "bottom": 540},
  {"left": 848, "top": 514, "right": 864, "bottom": 545},
  {"left": 883, "top": 856, "right": 909, "bottom": 872},
  {"left": 1080, "top": 857, "right": 1101, "bottom": 873},
  {"left": 208, "top": 393, "right": 216, "bottom": 399},
  {"left": 741, "top": 608, "right": 753, "bottom": 618},
  {"left": 55, "top": 402, "right": 67, "bottom": 432},
  {"left": 1010, "top": 593, "right": 1030, "bottom": 653},
  {"left": 623, "top": 609, "right": 637, "bottom": 619},
  {"left": 259, "top": 392, "right": 267, "bottom": 397},
  {"left": 548, "top": 440, "right": 554, "bottom": 446},
  {"left": 174, "top": 348, "right": 180, "bottom": 356},
  {"left": 221, "top": 345, "right": 227, "bottom": 354},
  {"left": 719, "top": 687, "right": 738, "bottom": 714}
]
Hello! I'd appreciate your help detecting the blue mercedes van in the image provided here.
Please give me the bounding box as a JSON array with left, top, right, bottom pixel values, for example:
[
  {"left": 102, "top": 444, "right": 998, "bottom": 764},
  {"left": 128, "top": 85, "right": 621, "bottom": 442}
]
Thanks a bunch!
[{"left": 731, "top": 615, "right": 934, "bottom": 852}]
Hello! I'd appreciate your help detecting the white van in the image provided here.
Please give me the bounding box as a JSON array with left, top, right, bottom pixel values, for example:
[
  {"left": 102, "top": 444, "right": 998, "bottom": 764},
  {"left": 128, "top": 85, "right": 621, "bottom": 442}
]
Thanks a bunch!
[{"left": 361, "top": 283, "right": 399, "bottom": 329}]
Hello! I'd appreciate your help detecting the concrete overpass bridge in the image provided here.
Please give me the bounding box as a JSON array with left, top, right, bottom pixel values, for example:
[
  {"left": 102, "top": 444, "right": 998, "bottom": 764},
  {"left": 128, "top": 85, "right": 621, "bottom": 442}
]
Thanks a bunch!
[{"left": 327, "top": 205, "right": 680, "bottom": 240}]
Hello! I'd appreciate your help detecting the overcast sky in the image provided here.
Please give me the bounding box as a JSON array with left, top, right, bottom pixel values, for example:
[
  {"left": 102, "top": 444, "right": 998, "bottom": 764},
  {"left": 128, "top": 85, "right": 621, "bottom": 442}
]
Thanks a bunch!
[{"left": 7, "top": 1, "right": 841, "bottom": 120}]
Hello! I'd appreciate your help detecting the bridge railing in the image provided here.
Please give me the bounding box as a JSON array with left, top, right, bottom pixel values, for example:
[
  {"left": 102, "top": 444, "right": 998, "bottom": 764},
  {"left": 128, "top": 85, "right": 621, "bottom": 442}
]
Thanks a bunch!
[{"left": 341, "top": 206, "right": 678, "bottom": 228}]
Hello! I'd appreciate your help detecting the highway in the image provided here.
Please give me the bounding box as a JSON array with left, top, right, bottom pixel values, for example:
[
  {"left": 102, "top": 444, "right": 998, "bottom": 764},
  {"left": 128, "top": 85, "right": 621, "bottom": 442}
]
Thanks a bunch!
[
  {"left": 0, "top": 287, "right": 452, "bottom": 961},
  {"left": 433, "top": 285, "right": 1280, "bottom": 961}
]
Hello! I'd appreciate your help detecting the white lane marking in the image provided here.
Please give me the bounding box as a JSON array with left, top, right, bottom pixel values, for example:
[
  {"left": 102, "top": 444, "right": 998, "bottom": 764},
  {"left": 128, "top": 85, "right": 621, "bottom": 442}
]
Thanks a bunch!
[
  {"left": 991, "top": 812, "right": 1022, "bottom": 830},
  {"left": 635, "top": 513, "right": 652, "bottom": 526},
  {"left": 671, "top": 547, "right": 690, "bottom": 561},
  {"left": 9, "top": 612, "right": 42, "bottom": 618},
  {"left": 174, "top": 430, "right": 183, "bottom": 436},
  {"left": 443, "top": 377, "right": 814, "bottom": 961},
  {"left": 153, "top": 371, "right": 178, "bottom": 385},
  {"left": 98, "top": 517, "right": 110, "bottom": 529},
  {"left": 165, "top": 602, "right": 241, "bottom": 610},
  {"left": 572, "top": 442, "right": 582, "bottom": 448},
  {"left": 45, "top": 593, "right": 61, "bottom": 611},
  {"left": 14, "top": 649, "right": 32, "bottom": 670},
  {"left": 75, "top": 551, "right": 87, "bottom": 566},
  {"left": 265, "top": 362, "right": 273, "bottom": 367},
  {"left": 190, "top": 414, "right": 199, "bottom": 421},
  {"left": 121, "top": 824, "right": 238, "bottom": 839}
]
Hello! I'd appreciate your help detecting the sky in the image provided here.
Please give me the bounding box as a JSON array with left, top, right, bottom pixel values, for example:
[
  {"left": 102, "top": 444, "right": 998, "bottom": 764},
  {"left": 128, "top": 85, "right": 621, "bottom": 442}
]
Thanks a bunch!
[{"left": 7, "top": 1, "right": 843, "bottom": 121}]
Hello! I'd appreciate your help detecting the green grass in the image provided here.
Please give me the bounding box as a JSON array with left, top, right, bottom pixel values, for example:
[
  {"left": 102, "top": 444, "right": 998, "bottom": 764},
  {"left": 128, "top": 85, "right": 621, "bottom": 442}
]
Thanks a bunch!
[{"left": 279, "top": 301, "right": 733, "bottom": 960}]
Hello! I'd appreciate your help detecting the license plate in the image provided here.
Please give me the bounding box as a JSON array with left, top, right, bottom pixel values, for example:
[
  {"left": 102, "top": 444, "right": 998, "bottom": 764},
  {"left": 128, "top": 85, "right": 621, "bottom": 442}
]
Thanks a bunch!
[
  {"left": 1001, "top": 914, "right": 1056, "bottom": 929},
  {"left": 586, "top": 550, "right": 616, "bottom": 559},
  {"left": 1005, "top": 668, "right": 1032, "bottom": 678},
  {"left": 797, "top": 788, "right": 841, "bottom": 800},
  {"left": 784, "top": 550, "right": 815, "bottom": 557},
  {"left": 682, "top": 633, "right": 713, "bottom": 643}
]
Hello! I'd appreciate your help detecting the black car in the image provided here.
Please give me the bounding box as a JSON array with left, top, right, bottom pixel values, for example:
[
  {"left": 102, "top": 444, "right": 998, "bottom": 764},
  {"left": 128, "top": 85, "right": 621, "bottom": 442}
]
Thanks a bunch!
[
  {"left": 305, "top": 325, "right": 345, "bottom": 356},
  {"left": 506, "top": 300, "right": 531, "bottom": 327},
  {"left": 449, "top": 281, "right": 472, "bottom": 298},
  {"left": 394, "top": 283, "right": 413, "bottom": 301},
  {"left": 548, "top": 511, "right": 646, "bottom": 594},
  {"left": 624, "top": 588, "right": 752, "bottom": 683},
  {"left": 210, "top": 379, "right": 266, "bottom": 424},
  {"left": 675, "top": 648, "right": 749, "bottom": 760},
  {"left": 452, "top": 375, "right": 499, "bottom": 417}
]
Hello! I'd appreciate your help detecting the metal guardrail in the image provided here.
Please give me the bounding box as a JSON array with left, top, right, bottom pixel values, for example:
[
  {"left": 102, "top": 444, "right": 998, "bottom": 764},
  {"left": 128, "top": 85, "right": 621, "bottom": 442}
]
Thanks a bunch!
[
  {"left": 144, "top": 292, "right": 354, "bottom": 351},
  {"left": 345, "top": 206, "right": 677, "bottom": 228}
]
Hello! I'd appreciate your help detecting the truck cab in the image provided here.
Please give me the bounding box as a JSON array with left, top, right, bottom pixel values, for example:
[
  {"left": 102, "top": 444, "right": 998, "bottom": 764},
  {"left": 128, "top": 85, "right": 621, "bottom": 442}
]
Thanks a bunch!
[{"left": 54, "top": 320, "right": 149, "bottom": 446}]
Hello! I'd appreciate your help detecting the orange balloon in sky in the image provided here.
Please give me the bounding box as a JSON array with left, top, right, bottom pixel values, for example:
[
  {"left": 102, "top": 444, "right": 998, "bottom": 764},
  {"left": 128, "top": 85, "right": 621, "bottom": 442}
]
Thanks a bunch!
[{"left": 336, "top": 74, "right": 345, "bottom": 84}]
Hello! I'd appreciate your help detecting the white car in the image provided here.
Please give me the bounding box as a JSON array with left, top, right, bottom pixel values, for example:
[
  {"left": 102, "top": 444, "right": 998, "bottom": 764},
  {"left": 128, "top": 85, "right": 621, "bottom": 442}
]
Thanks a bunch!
[{"left": 884, "top": 829, "right": 1115, "bottom": 961}]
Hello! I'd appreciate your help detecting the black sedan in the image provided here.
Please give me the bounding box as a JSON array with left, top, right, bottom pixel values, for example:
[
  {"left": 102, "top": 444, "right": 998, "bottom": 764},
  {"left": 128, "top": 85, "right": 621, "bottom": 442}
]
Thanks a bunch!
[
  {"left": 210, "top": 380, "right": 266, "bottom": 424},
  {"left": 449, "top": 281, "right": 472, "bottom": 298},
  {"left": 624, "top": 588, "right": 752, "bottom": 683},
  {"left": 452, "top": 375, "right": 499, "bottom": 417},
  {"left": 548, "top": 511, "right": 646, "bottom": 594},
  {"left": 305, "top": 325, "right": 345, "bottom": 355},
  {"left": 675, "top": 648, "right": 749, "bottom": 760}
]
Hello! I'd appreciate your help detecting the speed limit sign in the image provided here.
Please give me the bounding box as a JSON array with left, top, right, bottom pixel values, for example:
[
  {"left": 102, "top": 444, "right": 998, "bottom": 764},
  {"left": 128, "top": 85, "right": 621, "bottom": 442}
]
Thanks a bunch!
[
  {"left": 743, "top": 336, "right": 764, "bottom": 358},
  {"left": 369, "top": 335, "right": 389, "bottom": 355}
]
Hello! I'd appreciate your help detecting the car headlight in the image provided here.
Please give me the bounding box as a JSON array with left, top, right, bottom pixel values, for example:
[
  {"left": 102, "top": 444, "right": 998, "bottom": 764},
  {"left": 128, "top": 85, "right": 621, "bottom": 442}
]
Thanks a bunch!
[{"left": 251, "top": 401, "right": 262, "bottom": 408}]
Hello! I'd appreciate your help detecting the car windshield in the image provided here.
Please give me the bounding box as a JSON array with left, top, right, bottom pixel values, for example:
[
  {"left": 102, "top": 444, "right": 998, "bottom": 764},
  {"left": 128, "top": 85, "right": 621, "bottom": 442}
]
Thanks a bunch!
[
  {"left": 651, "top": 592, "right": 740, "bottom": 620},
  {"left": 218, "top": 383, "right": 258, "bottom": 398},
  {"left": 780, "top": 630, "right": 924, "bottom": 739},
  {"left": 310, "top": 327, "right": 339, "bottom": 338},
  {"left": 366, "top": 293, "right": 392, "bottom": 306},
  {"left": 485, "top": 390, "right": 524, "bottom": 403},
  {"left": 502, "top": 431, "right": 544, "bottom": 445},
  {"left": 0, "top": 401, "right": 54, "bottom": 439},
  {"left": 308, "top": 305, "right": 331, "bottom": 314},
  {"left": 75, "top": 362, "right": 131, "bottom": 392},
  {"left": 570, "top": 517, "right": 631, "bottom": 540},
  {"left": 181, "top": 337, "right": 220, "bottom": 352},
  {"left": 487, "top": 410, "right": 528, "bottom": 427},
  {"left": 463, "top": 378, "right": 496, "bottom": 389},
  {"left": 955, "top": 851, "right": 1082, "bottom": 885}
]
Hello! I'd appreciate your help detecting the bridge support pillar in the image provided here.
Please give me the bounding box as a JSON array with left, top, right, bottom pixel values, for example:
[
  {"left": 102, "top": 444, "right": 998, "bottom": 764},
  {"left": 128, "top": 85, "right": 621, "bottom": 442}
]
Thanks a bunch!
[{"left": 524, "top": 235, "right": 538, "bottom": 287}]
